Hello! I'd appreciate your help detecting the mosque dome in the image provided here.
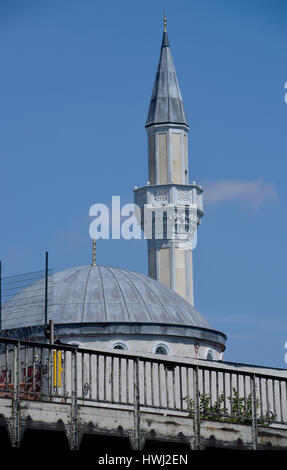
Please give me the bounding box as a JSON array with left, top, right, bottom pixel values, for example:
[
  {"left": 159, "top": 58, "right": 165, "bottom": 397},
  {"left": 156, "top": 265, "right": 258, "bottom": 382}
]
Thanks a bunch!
[{"left": 1, "top": 265, "right": 226, "bottom": 357}]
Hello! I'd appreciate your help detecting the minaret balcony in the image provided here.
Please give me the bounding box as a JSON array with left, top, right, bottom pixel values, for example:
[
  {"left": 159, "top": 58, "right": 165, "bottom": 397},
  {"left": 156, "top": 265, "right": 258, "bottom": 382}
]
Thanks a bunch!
[{"left": 134, "top": 183, "right": 204, "bottom": 215}]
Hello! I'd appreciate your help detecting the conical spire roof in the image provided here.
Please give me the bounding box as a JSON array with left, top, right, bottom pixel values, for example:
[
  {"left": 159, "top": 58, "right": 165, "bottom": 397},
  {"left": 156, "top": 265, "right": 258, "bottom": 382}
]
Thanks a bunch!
[{"left": 146, "top": 30, "right": 188, "bottom": 128}]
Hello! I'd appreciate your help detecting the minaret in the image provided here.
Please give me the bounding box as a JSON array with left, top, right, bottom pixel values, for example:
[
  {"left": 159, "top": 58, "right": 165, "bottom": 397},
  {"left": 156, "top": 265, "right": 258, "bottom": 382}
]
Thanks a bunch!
[{"left": 134, "top": 17, "right": 203, "bottom": 305}]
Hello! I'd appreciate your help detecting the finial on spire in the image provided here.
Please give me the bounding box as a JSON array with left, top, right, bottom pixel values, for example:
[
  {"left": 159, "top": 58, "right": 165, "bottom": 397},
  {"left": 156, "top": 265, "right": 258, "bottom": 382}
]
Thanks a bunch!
[
  {"left": 91, "top": 239, "right": 96, "bottom": 266},
  {"left": 163, "top": 12, "right": 167, "bottom": 32}
]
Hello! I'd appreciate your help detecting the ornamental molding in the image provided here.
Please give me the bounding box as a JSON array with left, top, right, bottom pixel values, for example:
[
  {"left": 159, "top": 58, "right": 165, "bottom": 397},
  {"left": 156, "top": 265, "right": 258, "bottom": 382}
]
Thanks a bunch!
[
  {"left": 154, "top": 189, "right": 168, "bottom": 202},
  {"left": 177, "top": 189, "right": 190, "bottom": 202}
]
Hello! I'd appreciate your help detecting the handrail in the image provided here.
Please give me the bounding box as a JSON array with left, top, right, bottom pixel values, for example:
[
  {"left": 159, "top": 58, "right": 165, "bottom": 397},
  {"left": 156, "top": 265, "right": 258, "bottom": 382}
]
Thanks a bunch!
[
  {"left": 0, "top": 336, "right": 286, "bottom": 381},
  {"left": 0, "top": 337, "right": 286, "bottom": 450}
]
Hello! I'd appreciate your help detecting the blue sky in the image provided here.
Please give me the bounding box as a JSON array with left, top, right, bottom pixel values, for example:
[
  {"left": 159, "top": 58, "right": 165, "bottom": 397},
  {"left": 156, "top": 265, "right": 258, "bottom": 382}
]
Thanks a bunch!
[{"left": 0, "top": 0, "right": 286, "bottom": 367}]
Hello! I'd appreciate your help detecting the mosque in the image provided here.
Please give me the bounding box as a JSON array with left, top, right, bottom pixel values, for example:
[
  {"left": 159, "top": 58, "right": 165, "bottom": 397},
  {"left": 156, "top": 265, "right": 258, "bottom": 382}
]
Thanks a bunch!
[
  {"left": 1, "top": 18, "right": 226, "bottom": 363},
  {"left": 1, "top": 18, "right": 287, "bottom": 453}
]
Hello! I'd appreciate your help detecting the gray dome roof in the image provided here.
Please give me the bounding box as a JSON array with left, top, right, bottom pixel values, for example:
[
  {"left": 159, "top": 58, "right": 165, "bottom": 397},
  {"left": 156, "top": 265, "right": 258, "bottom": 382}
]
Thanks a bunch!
[{"left": 2, "top": 265, "right": 211, "bottom": 330}]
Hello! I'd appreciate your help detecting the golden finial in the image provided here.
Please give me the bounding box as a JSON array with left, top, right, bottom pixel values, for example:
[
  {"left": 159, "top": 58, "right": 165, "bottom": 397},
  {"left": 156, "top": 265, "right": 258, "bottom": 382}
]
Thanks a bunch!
[
  {"left": 92, "top": 239, "right": 96, "bottom": 266},
  {"left": 163, "top": 12, "right": 167, "bottom": 32}
]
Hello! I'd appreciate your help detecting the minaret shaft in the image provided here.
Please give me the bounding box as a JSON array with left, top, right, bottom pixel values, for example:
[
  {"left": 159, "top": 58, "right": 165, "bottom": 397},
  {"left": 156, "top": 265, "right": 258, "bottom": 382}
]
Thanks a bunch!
[
  {"left": 134, "top": 26, "right": 203, "bottom": 306},
  {"left": 147, "top": 126, "right": 189, "bottom": 185},
  {"left": 148, "top": 238, "right": 194, "bottom": 305}
]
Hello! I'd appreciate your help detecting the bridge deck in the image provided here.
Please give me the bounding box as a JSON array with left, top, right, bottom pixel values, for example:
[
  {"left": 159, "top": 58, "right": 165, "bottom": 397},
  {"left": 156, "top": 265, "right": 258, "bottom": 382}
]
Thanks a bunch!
[{"left": 0, "top": 337, "right": 287, "bottom": 450}]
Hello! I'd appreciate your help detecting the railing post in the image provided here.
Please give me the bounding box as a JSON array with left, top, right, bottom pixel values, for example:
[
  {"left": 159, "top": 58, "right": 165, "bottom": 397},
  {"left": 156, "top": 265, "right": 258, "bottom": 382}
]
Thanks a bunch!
[
  {"left": 44, "top": 251, "right": 48, "bottom": 325},
  {"left": 132, "top": 357, "right": 141, "bottom": 450},
  {"left": 193, "top": 366, "right": 200, "bottom": 449},
  {"left": 48, "top": 347, "right": 53, "bottom": 400},
  {"left": 10, "top": 342, "right": 20, "bottom": 447},
  {"left": 251, "top": 374, "right": 258, "bottom": 450},
  {"left": 68, "top": 349, "right": 79, "bottom": 450}
]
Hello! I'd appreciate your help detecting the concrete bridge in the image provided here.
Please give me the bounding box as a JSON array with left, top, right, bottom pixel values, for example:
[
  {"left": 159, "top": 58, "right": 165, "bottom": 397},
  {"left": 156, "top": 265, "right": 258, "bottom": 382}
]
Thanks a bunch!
[{"left": 0, "top": 338, "right": 287, "bottom": 451}]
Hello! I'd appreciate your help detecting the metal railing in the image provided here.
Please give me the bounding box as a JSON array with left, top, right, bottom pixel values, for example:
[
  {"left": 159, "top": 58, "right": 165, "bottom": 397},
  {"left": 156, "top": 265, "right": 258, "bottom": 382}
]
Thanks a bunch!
[
  {"left": 0, "top": 253, "right": 53, "bottom": 330},
  {"left": 0, "top": 337, "right": 286, "bottom": 436}
]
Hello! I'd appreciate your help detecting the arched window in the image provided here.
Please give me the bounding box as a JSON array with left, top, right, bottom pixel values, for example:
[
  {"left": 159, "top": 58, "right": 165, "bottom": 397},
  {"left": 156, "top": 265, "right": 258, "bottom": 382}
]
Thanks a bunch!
[
  {"left": 153, "top": 343, "right": 170, "bottom": 355},
  {"left": 111, "top": 342, "right": 128, "bottom": 351},
  {"left": 207, "top": 350, "right": 214, "bottom": 361}
]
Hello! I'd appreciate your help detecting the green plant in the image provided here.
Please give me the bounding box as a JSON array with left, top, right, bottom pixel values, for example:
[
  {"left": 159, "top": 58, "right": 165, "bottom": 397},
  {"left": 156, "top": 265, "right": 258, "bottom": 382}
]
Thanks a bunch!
[{"left": 184, "top": 387, "right": 276, "bottom": 427}]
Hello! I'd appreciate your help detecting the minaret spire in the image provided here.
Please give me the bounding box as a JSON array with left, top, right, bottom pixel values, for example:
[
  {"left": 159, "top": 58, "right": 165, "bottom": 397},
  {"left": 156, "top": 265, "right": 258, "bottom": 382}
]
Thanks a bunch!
[
  {"left": 91, "top": 240, "right": 96, "bottom": 266},
  {"left": 134, "top": 22, "right": 204, "bottom": 306},
  {"left": 146, "top": 19, "right": 188, "bottom": 129}
]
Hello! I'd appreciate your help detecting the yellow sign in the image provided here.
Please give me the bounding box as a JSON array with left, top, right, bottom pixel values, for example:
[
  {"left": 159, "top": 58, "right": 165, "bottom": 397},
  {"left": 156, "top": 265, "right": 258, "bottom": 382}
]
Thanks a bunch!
[{"left": 53, "top": 350, "right": 63, "bottom": 387}]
